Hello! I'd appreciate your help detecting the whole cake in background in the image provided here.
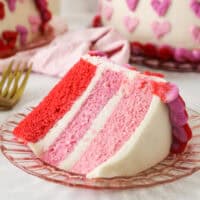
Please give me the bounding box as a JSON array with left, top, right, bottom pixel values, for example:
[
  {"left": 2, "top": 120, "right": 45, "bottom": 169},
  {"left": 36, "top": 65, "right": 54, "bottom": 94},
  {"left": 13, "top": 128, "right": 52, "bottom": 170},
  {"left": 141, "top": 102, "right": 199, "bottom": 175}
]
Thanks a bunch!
[
  {"left": 0, "top": 0, "right": 52, "bottom": 58},
  {"left": 13, "top": 54, "right": 192, "bottom": 179},
  {"left": 96, "top": 0, "right": 200, "bottom": 63}
]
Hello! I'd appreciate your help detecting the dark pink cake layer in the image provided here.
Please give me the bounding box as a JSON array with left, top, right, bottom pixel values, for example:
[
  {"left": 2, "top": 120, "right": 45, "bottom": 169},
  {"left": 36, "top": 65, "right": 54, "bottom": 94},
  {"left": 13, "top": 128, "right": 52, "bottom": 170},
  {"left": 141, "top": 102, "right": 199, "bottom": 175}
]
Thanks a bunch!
[
  {"left": 71, "top": 78, "right": 153, "bottom": 174},
  {"left": 13, "top": 59, "right": 96, "bottom": 142},
  {"left": 42, "top": 70, "right": 123, "bottom": 165}
]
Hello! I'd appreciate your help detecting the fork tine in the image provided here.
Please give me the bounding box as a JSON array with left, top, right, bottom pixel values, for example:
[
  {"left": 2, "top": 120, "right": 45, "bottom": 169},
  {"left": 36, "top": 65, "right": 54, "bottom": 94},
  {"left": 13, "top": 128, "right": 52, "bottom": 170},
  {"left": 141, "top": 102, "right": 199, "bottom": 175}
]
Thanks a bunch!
[
  {"left": 13, "top": 62, "right": 20, "bottom": 76},
  {"left": 17, "top": 62, "right": 28, "bottom": 82},
  {"left": 12, "top": 64, "right": 32, "bottom": 104},
  {"left": 2, "top": 72, "right": 15, "bottom": 97},
  {"left": 0, "top": 61, "right": 32, "bottom": 109},
  {"left": 0, "top": 60, "right": 14, "bottom": 92},
  {"left": 2, "top": 62, "right": 21, "bottom": 98},
  {"left": 0, "top": 96, "right": 13, "bottom": 107},
  {"left": 5, "top": 63, "right": 21, "bottom": 99},
  {"left": 18, "top": 63, "right": 32, "bottom": 91},
  {"left": 6, "top": 71, "right": 20, "bottom": 99}
]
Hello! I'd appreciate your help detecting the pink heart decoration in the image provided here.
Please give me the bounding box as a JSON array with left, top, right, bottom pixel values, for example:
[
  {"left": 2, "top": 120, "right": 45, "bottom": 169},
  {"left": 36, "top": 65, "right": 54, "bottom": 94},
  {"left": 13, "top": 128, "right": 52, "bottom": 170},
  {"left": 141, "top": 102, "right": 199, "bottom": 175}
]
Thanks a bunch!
[
  {"left": 190, "top": 0, "right": 200, "bottom": 18},
  {"left": 126, "top": 0, "right": 139, "bottom": 11},
  {"left": 103, "top": 5, "right": 113, "bottom": 21},
  {"left": 152, "top": 21, "right": 171, "bottom": 39},
  {"left": 124, "top": 16, "right": 139, "bottom": 33},
  {"left": 151, "top": 0, "right": 171, "bottom": 16},
  {"left": 191, "top": 26, "right": 200, "bottom": 43},
  {"left": 165, "top": 83, "right": 179, "bottom": 103}
]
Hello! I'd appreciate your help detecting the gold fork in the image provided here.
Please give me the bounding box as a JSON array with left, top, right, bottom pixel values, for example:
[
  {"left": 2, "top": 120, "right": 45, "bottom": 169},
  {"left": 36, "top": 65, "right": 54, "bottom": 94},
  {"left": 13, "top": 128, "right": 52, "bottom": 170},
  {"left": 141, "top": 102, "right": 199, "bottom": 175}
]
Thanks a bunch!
[{"left": 0, "top": 61, "right": 32, "bottom": 110}]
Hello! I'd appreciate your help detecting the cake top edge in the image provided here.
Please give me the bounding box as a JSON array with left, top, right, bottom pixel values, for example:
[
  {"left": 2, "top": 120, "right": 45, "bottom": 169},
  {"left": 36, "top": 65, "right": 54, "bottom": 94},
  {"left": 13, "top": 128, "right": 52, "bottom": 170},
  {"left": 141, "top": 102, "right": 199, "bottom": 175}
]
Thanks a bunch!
[{"left": 83, "top": 53, "right": 166, "bottom": 83}]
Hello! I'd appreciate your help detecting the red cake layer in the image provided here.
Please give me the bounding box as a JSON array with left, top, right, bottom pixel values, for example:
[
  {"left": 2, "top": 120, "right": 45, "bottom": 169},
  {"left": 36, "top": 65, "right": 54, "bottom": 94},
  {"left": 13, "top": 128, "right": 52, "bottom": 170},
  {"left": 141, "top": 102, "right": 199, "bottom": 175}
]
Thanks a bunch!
[
  {"left": 13, "top": 59, "right": 96, "bottom": 142},
  {"left": 42, "top": 70, "right": 123, "bottom": 165}
]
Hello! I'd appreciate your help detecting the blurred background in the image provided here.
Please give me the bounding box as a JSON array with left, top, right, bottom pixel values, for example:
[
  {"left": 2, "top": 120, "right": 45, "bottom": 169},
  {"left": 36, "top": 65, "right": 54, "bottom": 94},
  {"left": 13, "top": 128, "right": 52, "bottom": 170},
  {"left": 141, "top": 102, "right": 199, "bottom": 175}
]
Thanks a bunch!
[{"left": 49, "top": 0, "right": 98, "bottom": 28}]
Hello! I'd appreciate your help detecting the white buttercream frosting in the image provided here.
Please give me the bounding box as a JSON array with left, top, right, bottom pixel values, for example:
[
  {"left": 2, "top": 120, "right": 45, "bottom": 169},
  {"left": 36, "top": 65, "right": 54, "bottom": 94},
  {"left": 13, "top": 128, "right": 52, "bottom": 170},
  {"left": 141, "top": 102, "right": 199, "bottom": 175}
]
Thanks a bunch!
[
  {"left": 101, "top": 0, "right": 200, "bottom": 49},
  {"left": 87, "top": 96, "right": 172, "bottom": 178}
]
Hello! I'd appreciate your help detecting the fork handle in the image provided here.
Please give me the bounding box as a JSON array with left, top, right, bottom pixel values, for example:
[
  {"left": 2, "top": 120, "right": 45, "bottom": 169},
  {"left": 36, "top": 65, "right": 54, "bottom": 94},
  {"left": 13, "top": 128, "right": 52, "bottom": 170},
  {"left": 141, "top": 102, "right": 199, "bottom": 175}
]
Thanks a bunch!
[{"left": 0, "top": 97, "right": 13, "bottom": 107}]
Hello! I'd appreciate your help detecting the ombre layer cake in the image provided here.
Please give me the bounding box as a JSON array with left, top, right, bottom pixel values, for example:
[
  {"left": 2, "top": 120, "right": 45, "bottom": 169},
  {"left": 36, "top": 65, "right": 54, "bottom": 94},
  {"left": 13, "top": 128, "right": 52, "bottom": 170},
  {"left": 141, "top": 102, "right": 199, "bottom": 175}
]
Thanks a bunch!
[{"left": 13, "top": 55, "right": 192, "bottom": 179}]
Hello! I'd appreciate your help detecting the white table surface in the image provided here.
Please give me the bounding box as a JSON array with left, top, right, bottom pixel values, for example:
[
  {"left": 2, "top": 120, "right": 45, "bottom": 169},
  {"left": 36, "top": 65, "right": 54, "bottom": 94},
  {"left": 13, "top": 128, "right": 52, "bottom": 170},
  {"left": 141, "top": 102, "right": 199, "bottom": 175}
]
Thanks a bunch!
[{"left": 1, "top": 11, "right": 200, "bottom": 199}]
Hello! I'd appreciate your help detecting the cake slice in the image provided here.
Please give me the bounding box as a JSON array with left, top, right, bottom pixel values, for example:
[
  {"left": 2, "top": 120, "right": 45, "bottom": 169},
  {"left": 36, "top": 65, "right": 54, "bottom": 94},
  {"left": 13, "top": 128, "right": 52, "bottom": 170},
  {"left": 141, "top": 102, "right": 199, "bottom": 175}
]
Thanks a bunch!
[{"left": 13, "top": 55, "right": 192, "bottom": 178}]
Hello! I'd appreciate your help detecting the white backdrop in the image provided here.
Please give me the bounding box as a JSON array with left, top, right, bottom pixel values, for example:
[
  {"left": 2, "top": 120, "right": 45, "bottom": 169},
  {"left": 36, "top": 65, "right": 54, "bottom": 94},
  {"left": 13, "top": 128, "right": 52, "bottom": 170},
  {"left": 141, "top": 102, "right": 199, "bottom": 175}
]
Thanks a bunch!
[
  {"left": 60, "top": 0, "right": 98, "bottom": 28},
  {"left": 61, "top": 0, "right": 97, "bottom": 14}
]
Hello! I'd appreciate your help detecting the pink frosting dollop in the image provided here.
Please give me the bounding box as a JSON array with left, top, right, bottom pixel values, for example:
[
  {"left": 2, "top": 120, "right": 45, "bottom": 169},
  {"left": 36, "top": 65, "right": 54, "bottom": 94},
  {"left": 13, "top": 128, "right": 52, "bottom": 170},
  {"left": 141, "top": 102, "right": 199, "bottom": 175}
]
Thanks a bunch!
[
  {"left": 165, "top": 88, "right": 192, "bottom": 153},
  {"left": 149, "top": 79, "right": 192, "bottom": 153}
]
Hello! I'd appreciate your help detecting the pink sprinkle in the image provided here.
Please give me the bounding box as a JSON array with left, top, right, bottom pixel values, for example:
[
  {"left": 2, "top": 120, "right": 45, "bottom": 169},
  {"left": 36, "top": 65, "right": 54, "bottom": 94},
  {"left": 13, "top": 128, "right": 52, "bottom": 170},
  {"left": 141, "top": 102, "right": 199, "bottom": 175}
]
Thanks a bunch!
[
  {"left": 88, "top": 50, "right": 107, "bottom": 57},
  {"left": 165, "top": 83, "right": 179, "bottom": 103},
  {"left": 192, "top": 49, "right": 200, "bottom": 61},
  {"left": 170, "top": 110, "right": 188, "bottom": 126},
  {"left": 124, "top": 64, "right": 137, "bottom": 71},
  {"left": 16, "top": 25, "right": 28, "bottom": 46},
  {"left": 168, "top": 96, "right": 185, "bottom": 111},
  {"left": 36, "top": 0, "right": 47, "bottom": 8},
  {"left": 29, "top": 15, "right": 42, "bottom": 24},
  {"left": 174, "top": 48, "right": 193, "bottom": 62},
  {"left": 29, "top": 15, "right": 42, "bottom": 33},
  {"left": 190, "top": 0, "right": 200, "bottom": 18},
  {"left": 6, "top": 0, "right": 16, "bottom": 12},
  {"left": 172, "top": 126, "right": 189, "bottom": 143}
]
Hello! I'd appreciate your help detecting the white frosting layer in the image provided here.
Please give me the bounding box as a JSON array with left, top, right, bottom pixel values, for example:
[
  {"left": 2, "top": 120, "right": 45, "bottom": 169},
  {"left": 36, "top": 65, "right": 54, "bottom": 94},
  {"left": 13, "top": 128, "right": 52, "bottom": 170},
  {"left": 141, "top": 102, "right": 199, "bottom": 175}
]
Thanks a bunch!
[
  {"left": 59, "top": 87, "right": 123, "bottom": 170},
  {"left": 87, "top": 96, "right": 172, "bottom": 178},
  {"left": 0, "top": 1, "right": 41, "bottom": 46},
  {"left": 28, "top": 66, "right": 104, "bottom": 156},
  {"left": 101, "top": 0, "right": 200, "bottom": 49},
  {"left": 83, "top": 54, "right": 136, "bottom": 77},
  {"left": 59, "top": 66, "right": 137, "bottom": 170}
]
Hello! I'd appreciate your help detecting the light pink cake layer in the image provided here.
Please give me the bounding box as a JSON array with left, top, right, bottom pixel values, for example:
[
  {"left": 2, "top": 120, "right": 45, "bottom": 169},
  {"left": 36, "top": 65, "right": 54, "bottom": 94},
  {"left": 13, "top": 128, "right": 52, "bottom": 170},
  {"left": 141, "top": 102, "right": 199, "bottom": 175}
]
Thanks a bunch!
[
  {"left": 71, "top": 78, "right": 153, "bottom": 174},
  {"left": 42, "top": 70, "right": 122, "bottom": 165}
]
